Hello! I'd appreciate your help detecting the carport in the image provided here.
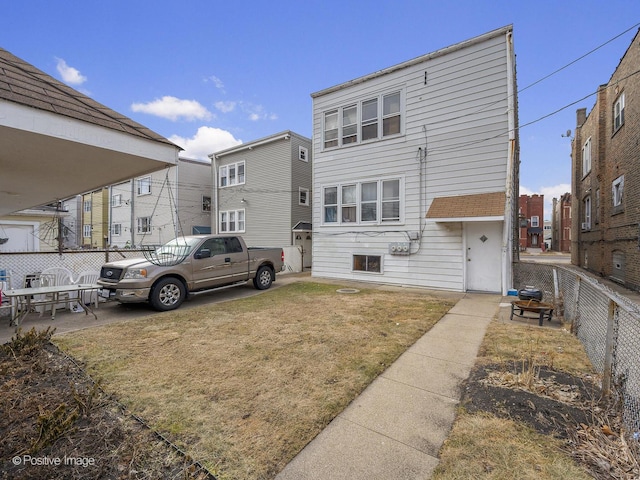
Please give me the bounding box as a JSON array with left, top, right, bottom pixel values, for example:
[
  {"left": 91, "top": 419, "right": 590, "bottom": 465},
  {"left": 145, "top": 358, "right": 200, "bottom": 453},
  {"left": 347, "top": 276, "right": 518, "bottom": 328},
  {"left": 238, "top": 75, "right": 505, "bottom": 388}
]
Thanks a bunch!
[{"left": 0, "top": 47, "right": 180, "bottom": 217}]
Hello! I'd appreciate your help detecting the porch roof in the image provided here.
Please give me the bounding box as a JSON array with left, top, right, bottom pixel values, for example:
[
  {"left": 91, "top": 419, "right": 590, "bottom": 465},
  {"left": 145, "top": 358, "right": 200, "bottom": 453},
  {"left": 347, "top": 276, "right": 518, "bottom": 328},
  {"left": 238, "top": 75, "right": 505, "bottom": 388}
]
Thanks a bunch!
[{"left": 426, "top": 192, "right": 506, "bottom": 222}]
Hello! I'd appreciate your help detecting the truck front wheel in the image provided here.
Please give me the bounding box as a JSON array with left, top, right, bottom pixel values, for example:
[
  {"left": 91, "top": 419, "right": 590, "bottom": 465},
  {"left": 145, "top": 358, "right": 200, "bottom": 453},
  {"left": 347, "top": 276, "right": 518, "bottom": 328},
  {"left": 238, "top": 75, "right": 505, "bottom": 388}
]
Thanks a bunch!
[
  {"left": 150, "top": 277, "right": 186, "bottom": 311},
  {"left": 253, "top": 266, "right": 274, "bottom": 290}
]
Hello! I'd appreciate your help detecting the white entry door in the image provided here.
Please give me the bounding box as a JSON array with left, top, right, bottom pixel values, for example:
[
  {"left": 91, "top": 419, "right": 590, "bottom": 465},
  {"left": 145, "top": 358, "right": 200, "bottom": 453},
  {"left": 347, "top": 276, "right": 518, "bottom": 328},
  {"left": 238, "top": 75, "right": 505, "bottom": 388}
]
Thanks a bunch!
[{"left": 465, "top": 221, "right": 502, "bottom": 292}]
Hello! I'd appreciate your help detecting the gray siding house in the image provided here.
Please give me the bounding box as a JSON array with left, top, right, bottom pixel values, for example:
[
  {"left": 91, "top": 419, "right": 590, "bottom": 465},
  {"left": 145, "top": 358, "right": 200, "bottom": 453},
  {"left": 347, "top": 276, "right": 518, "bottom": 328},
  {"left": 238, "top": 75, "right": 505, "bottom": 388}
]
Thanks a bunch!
[
  {"left": 106, "top": 157, "right": 212, "bottom": 247},
  {"left": 311, "top": 26, "right": 519, "bottom": 294},
  {"left": 210, "top": 131, "right": 312, "bottom": 266}
]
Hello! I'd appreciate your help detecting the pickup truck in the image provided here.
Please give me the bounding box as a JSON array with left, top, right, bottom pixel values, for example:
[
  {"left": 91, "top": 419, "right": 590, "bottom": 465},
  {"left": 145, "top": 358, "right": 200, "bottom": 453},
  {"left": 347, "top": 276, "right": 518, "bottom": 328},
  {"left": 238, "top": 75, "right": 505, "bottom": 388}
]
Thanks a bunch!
[{"left": 97, "top": 235, "right": 284, "bottom": 311}]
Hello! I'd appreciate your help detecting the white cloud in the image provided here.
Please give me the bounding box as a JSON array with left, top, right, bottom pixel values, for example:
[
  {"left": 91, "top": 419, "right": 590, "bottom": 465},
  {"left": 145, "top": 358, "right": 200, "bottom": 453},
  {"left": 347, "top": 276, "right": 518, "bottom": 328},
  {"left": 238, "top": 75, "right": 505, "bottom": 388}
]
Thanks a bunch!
[
  {"left": 520, "top": 183, "right": 571, "bottom": 220},
  {"left": 207, "top": 75, "right": 225, "bottom": 91},
  {"left": 215, "top": 101, "right": 236, "bottom": 113},
  {"left": 55, "top": 58, "right": 87, "bottom": 85},
  {"left": 169, "top": 126, "right": 242, "bottom": 160},
  {"left": 131, "top": 96, "right": 213, "bottom": 122},
  {"left": 241, "top": 102, "right": 277, "bottom": 122}
]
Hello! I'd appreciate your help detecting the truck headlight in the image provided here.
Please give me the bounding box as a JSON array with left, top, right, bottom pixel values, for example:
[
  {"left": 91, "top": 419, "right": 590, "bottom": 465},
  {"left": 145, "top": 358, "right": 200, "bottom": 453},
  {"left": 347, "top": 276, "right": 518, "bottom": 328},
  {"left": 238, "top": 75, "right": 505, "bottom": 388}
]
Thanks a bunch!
[{"left": 124, "top": 268, "right": 147, "bottom": 279}]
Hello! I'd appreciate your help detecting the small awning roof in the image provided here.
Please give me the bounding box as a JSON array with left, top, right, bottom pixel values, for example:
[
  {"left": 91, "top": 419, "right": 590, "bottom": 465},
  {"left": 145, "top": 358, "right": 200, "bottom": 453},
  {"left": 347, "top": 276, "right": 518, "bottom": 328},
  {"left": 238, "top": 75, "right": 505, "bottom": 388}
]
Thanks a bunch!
[
  {"left": 292, "top": 221, "right": 312, "bottom": 231},
  {"left": 426, "top": 192, "right": 506, "bottom": 222},
  {"left": 528, "top": 227, "right": 543, "bottom": 234}
]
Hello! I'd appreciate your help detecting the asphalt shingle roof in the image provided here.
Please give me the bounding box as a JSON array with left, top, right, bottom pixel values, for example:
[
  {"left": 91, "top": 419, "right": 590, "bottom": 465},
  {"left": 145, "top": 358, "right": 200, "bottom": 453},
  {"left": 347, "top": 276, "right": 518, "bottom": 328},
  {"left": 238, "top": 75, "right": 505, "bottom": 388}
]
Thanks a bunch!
[
  {"left": 426, "top": 192, "right": 506, "bottom": 219},
  {"left": 0, "top": 47, "right": 176, "bottom": 147}
]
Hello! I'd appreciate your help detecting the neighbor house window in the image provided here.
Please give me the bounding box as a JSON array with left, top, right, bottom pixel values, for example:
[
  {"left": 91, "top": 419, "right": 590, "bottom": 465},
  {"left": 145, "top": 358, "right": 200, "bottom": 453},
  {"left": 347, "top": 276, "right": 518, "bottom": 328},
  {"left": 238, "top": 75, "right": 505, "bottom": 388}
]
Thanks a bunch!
[
  {"left": 582, "top": 137, "right": 591, "bottom": 176},
  {"left": 299, "top": 187, "right": 309, "bottom": 206},
  {"left": 111, "top": 194, "right": 122, "bottom": 207},
  {"left": 583, "top": 196, "right": 591, "bottom": 230},
  {"left": 83, "top": 224, "right": 91, "bottom": 238},
  {"left": 219, "top": 161, "right": 245, "bottom": 187},
  {"left": 137, "top": 177, "right": 151, "bottom": 195},
  {"left": 612, "top": 175, "right": 624, "bottom": 212},
  {"left": 614, "top": 92, "right": 625, "bottom": 131},
  {"left": 137, "top": 216, "right": 151, "bottom": 233},
  {"left": 83, "top": 200, "right": 91, "bottom": 212},
  {"left": 322, "top": 178, "right": 402, "bottom": 225},
  {"left": 323, "top": 90, "right": 403, "bottom": 149},
  {"left": 202, "top": 195, "right": 212, "bottom": 212},
  {"left": 299, "top": 146, "right": 309, "bottom": 162},
  {"left": 219, "top": 209, "right": 245, "bottom": 233},
  {"left": 595, "top": 188, "right": 600, "bottom": 224},
  {"left": 112, "top": 223, "right": 122, "bottom": 236},
  {"left": 353, "top": 254, "right": 381, "bottom": 273},
  {"left": 531, "top": 216, "right": 539, "bottom": 227}
]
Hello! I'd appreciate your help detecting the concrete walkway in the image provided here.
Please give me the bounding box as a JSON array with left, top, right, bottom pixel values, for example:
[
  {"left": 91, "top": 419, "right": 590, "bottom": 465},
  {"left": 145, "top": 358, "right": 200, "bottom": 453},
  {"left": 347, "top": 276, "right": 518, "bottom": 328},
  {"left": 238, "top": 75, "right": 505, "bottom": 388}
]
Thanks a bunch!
[{"left": 276, "top": 292, "right": 501, "bottom": 480}]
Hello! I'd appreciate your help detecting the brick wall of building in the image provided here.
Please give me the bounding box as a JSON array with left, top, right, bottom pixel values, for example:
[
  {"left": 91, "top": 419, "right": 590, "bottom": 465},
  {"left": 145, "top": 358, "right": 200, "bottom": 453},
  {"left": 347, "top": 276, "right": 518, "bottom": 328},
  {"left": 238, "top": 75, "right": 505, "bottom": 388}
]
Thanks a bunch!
[
  {"left": 519, "top": 194, "right": 544, "bottom": 248},
  {"left": 572, "top": 29, "right": 640, "bottom": 290}
]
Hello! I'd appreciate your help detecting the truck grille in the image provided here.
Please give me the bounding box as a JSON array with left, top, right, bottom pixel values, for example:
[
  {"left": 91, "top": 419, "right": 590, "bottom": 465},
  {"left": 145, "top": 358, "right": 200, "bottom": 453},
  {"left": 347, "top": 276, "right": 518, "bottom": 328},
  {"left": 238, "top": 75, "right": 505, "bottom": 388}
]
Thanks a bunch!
[{"left": 100, "top": 266, "right": 124, "bottom": 283}]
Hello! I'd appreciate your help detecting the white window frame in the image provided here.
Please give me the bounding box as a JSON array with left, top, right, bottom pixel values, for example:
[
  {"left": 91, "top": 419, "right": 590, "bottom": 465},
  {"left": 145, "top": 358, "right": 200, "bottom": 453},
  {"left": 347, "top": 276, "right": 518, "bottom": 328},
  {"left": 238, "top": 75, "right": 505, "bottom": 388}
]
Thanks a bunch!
[
  {"left": 137, "top": 176, "right": 151, "bottom": 196},
  {"left": 612, "top": 175, "right": 624, "bottom": 208},
  {"left": 322, "top": 177, "right": 402, "bottom": 225},
  {"left": 614, "top": 92, "right": 625, "bottom": 132},
  {"left": 299, "top": 187, "right": 309, "bottom": 206},
  {"left": 298, "top": 146, "right": 309, "bottom": 162},
  {"left": 322, "top": 90, "right": 403, "bottom": 150},
  {"left": 219, "top": 209, "right": 245, "bottom": 233},
  {"left": 112, "top": 223, "right": 122, "bottom": 236},
  {"left": 83, "top": 200, "right": 92, "bottom": 212},
  {"left": 112, "top": 194, "right": 122, "bottom": 207},
  {"left": 352, "top": 254, "right": 382, "bottom": 273},
  {"left": 202, "top": 195, "right": 212, "bottom": 212},
  {"left": 582, "top": 137, "right": 591, "bottom": 176},
  {"left": 137, "top": 216, "right": 151, "bottom": 234},
  {"left": 83, "top": 224, "right": 91, "bottom": 238},
  {"left": 531, "top": 216, "right": 539, "bottom": 228},
  {"left": 219, "top": 161, "right": 245, "bottom": 188}
]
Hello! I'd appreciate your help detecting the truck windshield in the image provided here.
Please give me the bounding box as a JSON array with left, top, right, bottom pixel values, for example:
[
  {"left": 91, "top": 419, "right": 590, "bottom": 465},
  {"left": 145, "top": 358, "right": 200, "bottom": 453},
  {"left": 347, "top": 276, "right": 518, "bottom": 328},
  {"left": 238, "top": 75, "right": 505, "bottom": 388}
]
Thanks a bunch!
[{"left": 155, "top": 237, "right": 199, "bottom": 257}]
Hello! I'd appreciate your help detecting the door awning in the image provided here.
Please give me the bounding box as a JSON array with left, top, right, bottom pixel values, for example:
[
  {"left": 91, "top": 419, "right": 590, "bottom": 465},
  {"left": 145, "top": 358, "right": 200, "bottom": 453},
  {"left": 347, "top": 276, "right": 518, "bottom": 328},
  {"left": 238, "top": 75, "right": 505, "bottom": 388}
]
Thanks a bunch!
[{"left": 426, "top": 192, "right": 506, "bottom": 222}]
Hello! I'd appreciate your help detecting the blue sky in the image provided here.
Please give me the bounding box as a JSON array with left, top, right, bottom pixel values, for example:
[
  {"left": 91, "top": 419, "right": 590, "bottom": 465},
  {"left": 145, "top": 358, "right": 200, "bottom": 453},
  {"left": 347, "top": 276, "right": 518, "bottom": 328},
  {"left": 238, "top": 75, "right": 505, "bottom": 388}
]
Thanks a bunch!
[{"left": 3, "top": 1, "right": 639, "bottom": 218}]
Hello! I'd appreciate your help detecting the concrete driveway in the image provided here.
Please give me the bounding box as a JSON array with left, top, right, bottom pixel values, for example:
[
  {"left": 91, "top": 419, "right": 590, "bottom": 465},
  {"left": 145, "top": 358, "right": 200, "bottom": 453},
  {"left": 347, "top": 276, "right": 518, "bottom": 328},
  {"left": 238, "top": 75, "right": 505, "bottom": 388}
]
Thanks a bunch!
[{"left": 0, "top": 274, "right": 304, "bottom": 344}]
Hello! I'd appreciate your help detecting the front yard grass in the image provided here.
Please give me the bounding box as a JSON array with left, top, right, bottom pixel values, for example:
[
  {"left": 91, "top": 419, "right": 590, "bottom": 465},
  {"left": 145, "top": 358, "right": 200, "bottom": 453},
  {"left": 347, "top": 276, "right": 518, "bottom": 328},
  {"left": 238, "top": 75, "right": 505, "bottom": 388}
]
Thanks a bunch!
[{"left": 55, "top": 281, "right": 455, "bottom": 479}]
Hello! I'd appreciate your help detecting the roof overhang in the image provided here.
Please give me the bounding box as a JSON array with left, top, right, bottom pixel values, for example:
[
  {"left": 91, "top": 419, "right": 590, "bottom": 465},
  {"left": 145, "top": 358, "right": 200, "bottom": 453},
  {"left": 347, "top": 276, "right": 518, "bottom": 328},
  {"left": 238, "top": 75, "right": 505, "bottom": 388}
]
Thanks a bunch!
[
  {"left": 0, "top": 101, "right": 179, "bottom": 216},
  {"left": 426, "top": 192, "right": 506, "bottom": 222}
]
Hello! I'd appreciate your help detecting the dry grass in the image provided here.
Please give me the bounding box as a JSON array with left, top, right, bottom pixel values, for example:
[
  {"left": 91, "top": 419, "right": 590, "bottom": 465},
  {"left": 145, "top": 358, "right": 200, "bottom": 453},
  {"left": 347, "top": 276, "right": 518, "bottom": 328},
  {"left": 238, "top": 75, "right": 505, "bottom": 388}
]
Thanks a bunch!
[
  {"left": 433, "top": 412, "right": 593, "bottom": 480},
  {"left": 55, "top": 281, "right": 454, "bottom": 479},
  {"left": 433, "top": 316, "right": 609, "bottom": 479},
  {"left": 480, "top": 320, "right": 595, "bottom": 377}
]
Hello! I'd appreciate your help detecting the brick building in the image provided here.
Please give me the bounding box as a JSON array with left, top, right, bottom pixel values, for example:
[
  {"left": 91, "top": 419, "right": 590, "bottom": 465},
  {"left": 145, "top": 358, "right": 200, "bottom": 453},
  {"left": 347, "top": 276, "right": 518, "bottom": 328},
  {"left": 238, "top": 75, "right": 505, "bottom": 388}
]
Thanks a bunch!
[
  {"left": 552, "top": 193, "right": 571, "bottom": 253},
  {"left": 571, "top": 28, "right": 640, "bottom": 289},
  {"left": 518, "top": 194, "right": 544, "bottom": 249}
]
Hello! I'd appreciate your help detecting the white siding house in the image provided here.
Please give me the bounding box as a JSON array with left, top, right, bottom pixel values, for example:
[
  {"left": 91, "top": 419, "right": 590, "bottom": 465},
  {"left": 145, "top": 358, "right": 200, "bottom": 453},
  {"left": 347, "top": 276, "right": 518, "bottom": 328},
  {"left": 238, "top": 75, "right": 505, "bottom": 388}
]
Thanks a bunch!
[{"left": 311, "top": 25, "right": 519, "bottom": 294}]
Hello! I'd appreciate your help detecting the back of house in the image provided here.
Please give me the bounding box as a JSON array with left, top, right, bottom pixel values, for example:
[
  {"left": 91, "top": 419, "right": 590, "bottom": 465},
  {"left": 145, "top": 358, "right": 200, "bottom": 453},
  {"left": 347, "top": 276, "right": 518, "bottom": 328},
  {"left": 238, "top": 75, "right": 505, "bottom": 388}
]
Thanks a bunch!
[{"left": 311, "top": 25, "right": 519, "bottom": 294}]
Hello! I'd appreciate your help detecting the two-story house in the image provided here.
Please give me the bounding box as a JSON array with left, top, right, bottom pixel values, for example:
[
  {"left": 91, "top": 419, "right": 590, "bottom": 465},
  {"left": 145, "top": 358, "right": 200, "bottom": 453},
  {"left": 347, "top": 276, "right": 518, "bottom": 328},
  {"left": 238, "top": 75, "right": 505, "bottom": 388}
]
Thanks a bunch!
[
  {"left": 571, "top": 28, "right": 640, "bottom": 289},
  {"left": 107, "top": 157, "right": 213, "bottom": 247},
  {"left": 81, "top": 188, "right": 109, "bottom": 248},
  {"left": 311, "top": 26, "right": 519, "bottom": 294},
  {"left": 209, "top": 131, "right": 313, "bottom": 268}
]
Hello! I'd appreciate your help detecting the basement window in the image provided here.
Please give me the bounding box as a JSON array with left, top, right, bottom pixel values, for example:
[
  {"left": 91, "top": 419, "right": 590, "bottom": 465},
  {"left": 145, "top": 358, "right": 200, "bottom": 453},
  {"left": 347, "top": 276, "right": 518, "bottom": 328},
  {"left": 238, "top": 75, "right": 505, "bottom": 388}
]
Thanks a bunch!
[{"left": 353, "top": 254, "right": 381, "bottom": 273}]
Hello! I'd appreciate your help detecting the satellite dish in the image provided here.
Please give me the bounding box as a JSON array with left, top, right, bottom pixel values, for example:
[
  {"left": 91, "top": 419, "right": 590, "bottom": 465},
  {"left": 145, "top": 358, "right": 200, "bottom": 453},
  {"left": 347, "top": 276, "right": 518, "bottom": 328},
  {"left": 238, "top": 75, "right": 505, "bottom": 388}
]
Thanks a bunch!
[{"left": 561, "top": 129, "right": 572, "bottom": 138}]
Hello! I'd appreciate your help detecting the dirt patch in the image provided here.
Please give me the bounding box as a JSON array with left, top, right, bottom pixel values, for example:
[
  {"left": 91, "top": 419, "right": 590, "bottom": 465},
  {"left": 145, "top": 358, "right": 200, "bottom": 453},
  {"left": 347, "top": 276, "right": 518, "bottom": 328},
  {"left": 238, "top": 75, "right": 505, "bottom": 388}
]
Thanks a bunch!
[
  {"left": 461, "top": 361, "right": 602, "bottom": 439},
  {"left": 0, "top": 328, "right": 213, "bottom": 480}
]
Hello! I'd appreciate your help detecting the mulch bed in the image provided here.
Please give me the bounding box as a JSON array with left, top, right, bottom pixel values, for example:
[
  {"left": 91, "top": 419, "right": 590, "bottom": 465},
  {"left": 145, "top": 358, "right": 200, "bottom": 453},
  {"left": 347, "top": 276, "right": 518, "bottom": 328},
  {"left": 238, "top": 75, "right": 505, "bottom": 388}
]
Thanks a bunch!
[
  {"left": 0, "top": 328, "right": 214, "bottom": 480},
  {"left": 461, "top": 361, "right": 640, "bottom": 479}
]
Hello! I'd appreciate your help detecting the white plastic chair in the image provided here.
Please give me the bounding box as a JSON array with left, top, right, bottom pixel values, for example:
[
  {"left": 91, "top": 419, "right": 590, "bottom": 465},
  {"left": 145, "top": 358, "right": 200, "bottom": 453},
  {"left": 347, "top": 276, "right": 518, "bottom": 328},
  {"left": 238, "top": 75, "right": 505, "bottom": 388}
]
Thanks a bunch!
[
  {"left": 75, "top": 270, "right": 100, "bottom": 308},
  {"left": 38, "top": 267, "right": 76, "bottom": 312}
]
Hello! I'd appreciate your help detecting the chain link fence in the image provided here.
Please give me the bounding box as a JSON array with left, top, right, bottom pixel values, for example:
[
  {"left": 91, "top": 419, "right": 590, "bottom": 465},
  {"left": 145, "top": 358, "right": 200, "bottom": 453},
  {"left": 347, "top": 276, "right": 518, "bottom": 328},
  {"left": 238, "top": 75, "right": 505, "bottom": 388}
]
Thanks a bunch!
[{"left": 514, "top": 261, "right": 640, "bottom": 438}]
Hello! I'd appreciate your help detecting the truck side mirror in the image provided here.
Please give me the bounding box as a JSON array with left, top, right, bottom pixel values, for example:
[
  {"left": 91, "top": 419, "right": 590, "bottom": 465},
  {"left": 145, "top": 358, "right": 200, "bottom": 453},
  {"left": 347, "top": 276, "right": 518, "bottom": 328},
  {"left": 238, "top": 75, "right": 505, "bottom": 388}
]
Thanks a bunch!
[{"left": 194, "top": 248, "right": 211, "bottom": 259}]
